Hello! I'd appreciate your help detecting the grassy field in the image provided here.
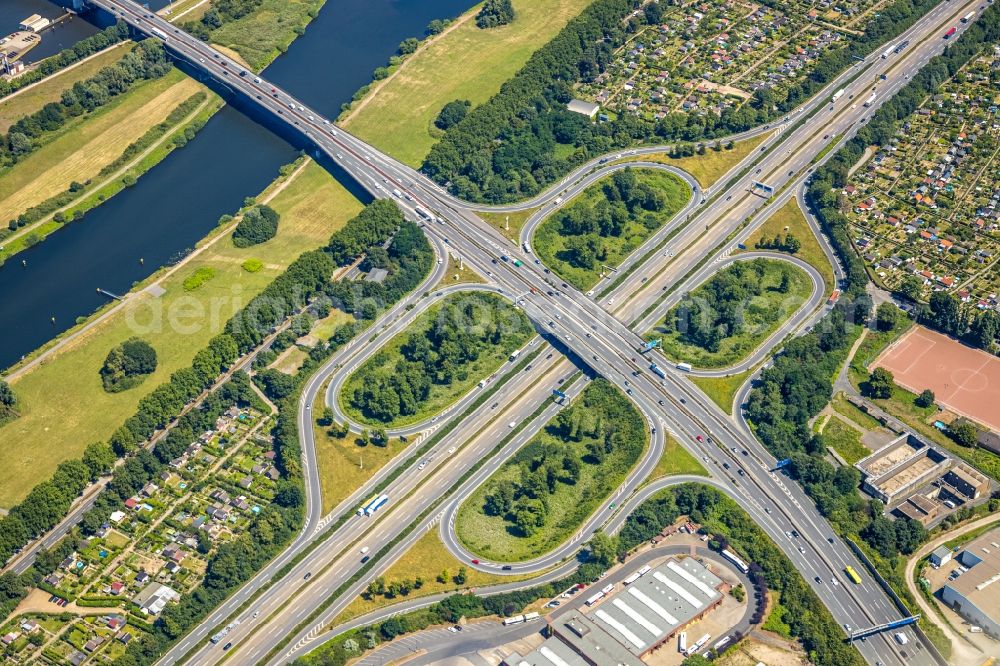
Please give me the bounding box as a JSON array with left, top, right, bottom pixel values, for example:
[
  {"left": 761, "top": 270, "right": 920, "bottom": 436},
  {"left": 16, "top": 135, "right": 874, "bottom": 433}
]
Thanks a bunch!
[
  {"left": 534, "top": 169, "right": 690, "bottom": 290},
  {"left": 831, "top": 392, "right": 883, "bottom": 431},
  {"left": 333, "top": 530, "right": 539, "bottom": 624},
  {"left": 743, "top": 197, "right": 837, "bottom": 292},
  {"left": 651, "top": 259, "right": 812, "bottom": 369},
  {"left": 612, "top": 132, "right": 772, "bottom": 189},
  {"left": 477, "top": 208, "right": 538, "bottom": 244},
  {"left": 209, "top": 0, "right": 325, "bottom": 72},
  {"left": 691, "top": 370, "right": 754, "bottom": 414},
  {"left": 0, "top": 68, "right": 207, "bottom": 228},
  {"left": 456, "top": 380, "right": 647, "bottom": 561},
  {"left": 0, "top": 161, "right": 361, "bottom": 508},
  {"left": 648, "top": 433, "right": 707, "bottom": 481},
  {"left": 340, "top": 291, "right": 532, "bottom": 428},
  {"left": 439, "top": 253, "right": 487, "bottom": 286},
  {"left": 820, "top": 414, "right": 869, "bottom": 464},
  {"left": 0, "top": 43, "right": 135, "bottom": 133},
  {"left": 342, "top": 0, "right": 596, "bottom": 167},
  {"left": 312, "top": 384, "right": 406, "bottom": 515}
]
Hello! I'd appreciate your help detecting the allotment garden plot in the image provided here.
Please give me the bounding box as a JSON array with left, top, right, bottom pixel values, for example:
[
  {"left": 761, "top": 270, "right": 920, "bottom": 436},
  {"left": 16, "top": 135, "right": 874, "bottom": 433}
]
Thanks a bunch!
[
  {"left": 575, "top": 0, "right": 847, "bottom": 122},
  {"left": 840, "top": 48, "right": 1000, "bottom": 307}
]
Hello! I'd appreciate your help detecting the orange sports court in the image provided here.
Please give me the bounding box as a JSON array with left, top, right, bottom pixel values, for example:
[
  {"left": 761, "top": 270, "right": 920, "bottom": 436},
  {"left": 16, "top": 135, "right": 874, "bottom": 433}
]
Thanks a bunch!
[{"left": 873, "top": 326, "right": 1000, "bottom": 433}]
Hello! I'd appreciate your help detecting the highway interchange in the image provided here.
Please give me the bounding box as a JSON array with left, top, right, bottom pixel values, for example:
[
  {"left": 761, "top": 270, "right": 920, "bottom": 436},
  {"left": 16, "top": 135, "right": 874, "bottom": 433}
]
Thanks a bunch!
[{"left": 65, "top": 0, "right": 992, "bottom": 664}]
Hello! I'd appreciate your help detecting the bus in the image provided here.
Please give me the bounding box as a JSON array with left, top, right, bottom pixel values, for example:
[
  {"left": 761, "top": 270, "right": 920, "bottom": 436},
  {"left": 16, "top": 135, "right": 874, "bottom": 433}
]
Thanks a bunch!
[
  {"left": 502, "top": 615, "right": 525, "bottom": 626},
  {"left": 714, "top": 636, "right": 732, "bottom": 651},
  {"left": 622, "top": 572, "right": 642, "bottom": 585},
  {"left": 358, "top": 494, "right": 380, "bottom": 516},
  {"left": 585, "top": 592, "right": 604, "bottom": 606},
  {"left": 638, "top": 564, "right": 651, "bottom": 576},
  {"left": 685, "top": 634, "right": 711, "bottom": 656},
  {"left": 845, "top": 565, "right": 862, "bottom": 584},
  {"left": 150, "top": 27, "right": 168, "bottom": 41},
  {"left": 365, "top": 494, "right": 389, "bottom": 516},
  {"left": 523, "top": 612, "right": 540, "bottom": 621},
  {"left": 722, "top": 548, "right": 750, "bottom": 575},
  {"left": 678, "top": 631, "right": 687, "bottom": 653},
  {"left": 509, "top": 349, "right": 521, "bottom": 362}
]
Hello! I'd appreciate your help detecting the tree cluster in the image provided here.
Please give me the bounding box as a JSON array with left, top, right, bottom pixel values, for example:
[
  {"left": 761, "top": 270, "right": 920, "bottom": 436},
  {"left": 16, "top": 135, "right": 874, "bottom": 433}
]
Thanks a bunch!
[
  {"left": 479, "top": 379, "right": 645, "bottom": 538},
  {"left": 434, "top": 100, "right": 470, "bottom": 131},
  {"left": 100, "top": 337, "right": 158, "bottom": 393},
  {"left": 754, "top": 232, "right": 801, "bottom": 254},
  {"left": 349, "top": 293, "right": 527, "bottom": 423},
  {"left": 232, "top": 204, "right": 279, "bottom": 247},
  {"left": 664, "top": 259, "right": 774, "bottom": 352},
  {"left": 554, "top": 168, "right": 668, "bottom": 270},
  {"left": 424, "top": 0, "right": 949, "bottom": 203},
  {"left": 476, "top": 0, "right": 516, "bottom": 29},
  {"left": 185, "top": 0, "right": 265, "bottom": 39},
  {"left": 0, "top": 40, "right": 171, "bottom": 169},
  {"left": 0, "top": 380, "right": 18, "bottom": 426}
]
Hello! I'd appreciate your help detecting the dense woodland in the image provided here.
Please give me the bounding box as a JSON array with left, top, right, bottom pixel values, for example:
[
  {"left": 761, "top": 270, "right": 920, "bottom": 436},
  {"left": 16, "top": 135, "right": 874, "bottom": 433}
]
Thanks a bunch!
[
  {"left": 477, "top": 379, "right": 645, "bottom": 540},
  {"left": 423, "top": 0, "right": 947, "bottom": 203},
  {"left": 616, "top": 484, "right": 865, "bottom": 666},
  {"left": 807, "top": 0, "right": 1000, "bottom": 353},
  {"left": 347, "top": 292, "right": 529, "bottom": 424},
  {"left": 0, "top": 40, "right": 172, "bottom": 171}
]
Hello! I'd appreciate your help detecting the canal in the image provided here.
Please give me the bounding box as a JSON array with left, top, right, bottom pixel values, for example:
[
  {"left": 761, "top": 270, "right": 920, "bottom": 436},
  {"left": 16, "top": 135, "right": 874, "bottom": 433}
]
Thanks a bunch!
[{"left": 0, "top": 0, "right": 473, "bottom": 369}]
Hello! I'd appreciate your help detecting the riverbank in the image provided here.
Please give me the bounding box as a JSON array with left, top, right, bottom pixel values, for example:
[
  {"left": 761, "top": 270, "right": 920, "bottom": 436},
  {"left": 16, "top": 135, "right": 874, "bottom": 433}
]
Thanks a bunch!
[{"left": 0, "top": 158, "right": 360, "bottom": 509}]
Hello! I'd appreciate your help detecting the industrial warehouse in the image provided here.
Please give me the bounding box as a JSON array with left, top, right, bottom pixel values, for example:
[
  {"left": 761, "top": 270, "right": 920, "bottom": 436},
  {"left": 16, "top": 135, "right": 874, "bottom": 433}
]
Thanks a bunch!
[
  {"left": 503, "top": 558, "right": 729, "bottom": 665},
  {"left": 938, "top": 527, "right": 1000, "bottom": 638}
]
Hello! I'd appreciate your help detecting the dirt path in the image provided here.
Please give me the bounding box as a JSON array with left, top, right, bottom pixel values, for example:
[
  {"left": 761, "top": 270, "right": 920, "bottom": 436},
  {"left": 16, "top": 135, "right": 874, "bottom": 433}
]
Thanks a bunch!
[
  {"left": 904, "top": 515, "right": 1000, "bottom": 665},
  {"left": 11, "top": 588, "right": 120, "bottom": 617}
]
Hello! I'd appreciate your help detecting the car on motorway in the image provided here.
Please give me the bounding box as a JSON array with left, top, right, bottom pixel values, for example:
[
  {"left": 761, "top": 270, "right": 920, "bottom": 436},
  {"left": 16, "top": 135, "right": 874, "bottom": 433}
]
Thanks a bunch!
[
  {"left": 223, "top": 642, "right": 232, "bottom": 650},
  {"left": 695, "top": 435, "right": 703, "bottom": 442},
  {"left": 814, "top": 576, "right": 822, "bottom": 583},
  {"left": 471, "top": 559, "right": 480, "bottom": 564},
  {"left": 447, "top": 446, "right": 456, "bottom": 455},
  {"left": 502, "top": 565, "right": 512, "bottom": 570},
  {"left": 831, "top": 577, "right": 839, "bottom": 586},
  {"left": 304, "top": 572, "right": 312, "bottom": 580}
]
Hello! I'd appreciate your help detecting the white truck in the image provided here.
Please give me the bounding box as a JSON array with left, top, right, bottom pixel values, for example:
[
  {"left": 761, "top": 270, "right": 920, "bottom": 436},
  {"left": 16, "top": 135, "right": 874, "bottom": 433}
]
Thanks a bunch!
[
  {"left": 881, "top": 46, "right": 893, "bottom": 59},
  {"left": 864, "top": 91, "right": 877, "bottom": 107},
  {"left": 832, "top": 88, "right": 845, "bottom": 101},
  {"left": 894, "top": 632, "right": 909, "bottom": 645}
]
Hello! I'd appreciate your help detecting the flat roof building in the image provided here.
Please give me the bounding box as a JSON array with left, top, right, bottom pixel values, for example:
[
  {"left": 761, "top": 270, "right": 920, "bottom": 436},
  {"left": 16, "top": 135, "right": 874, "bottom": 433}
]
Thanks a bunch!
[
  {"left": 566, "top": 99, "right": 600, "bottom": 119},
  {"left": 940, "top": 528, "right": 1000, "bottom": 638},
  {"left": 538, "top": 558, "right": 725, "bottom": 663},
  {"left": 930, "top": 545, "right": 952, "bottom": 568}
]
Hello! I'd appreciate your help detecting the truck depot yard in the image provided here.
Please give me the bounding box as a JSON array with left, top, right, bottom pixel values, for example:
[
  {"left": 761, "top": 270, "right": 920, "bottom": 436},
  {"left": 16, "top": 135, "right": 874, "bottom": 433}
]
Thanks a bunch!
[{"left": 873, "top": 325, "right": 1000, "bottom": 433}]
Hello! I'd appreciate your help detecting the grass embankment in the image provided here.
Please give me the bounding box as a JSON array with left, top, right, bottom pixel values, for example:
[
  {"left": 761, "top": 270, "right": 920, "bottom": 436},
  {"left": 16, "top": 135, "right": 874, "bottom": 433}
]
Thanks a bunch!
[
  {"left": 342, "top": 0, "right": 596, "bottom": 167},
  {"left": 208, "top": 0, "right": 325, "bottom": 72},
  {"left": 691, "top": 370, "right": 754, "bottom": 414},
  {"left": 647, "top": 433, "right": 707, "bottom": 481},
  {"left": 848, "top": 326, "right": 1000, "bottom": 480},
  {"left": 340, "top": 291, "right": 533, "bottom": 429},
  {"left": 456, "top": 379, "right": 647, "bottom": 562},
  {"left": 0, "top": 161, "right": 361, "bottom": 508},
  {"left": 313, "top": 382, "right": 407, "bottom": 515},
  {"left": 0, "top": 68, "right": 205, "bottom": 230},
  {"left": 611, "top": 132, "right": 772, "bottom": 189},
  {"left": 440, "top": 253, "right": 486, "bottom": 286},
  {"left": 477, "top": 208, "right": 538, "bottom": 244},
  {"left": 333, "top": 530, "right": 539, "bottom": 624},
  {"left": 819, "top": 415, "right": 869, "bottom": 464},
  {"left": 650, "top": 259, "right": 812, "bottom": 369},
  {"left": 742, "top": 197, "right": 837, "bottom": 292},
  {"left": 0, "top": 43, "right": 134, "bottom": 133},
  {"left": 534, "top": 168, "right": 689, "bottom": 290}
]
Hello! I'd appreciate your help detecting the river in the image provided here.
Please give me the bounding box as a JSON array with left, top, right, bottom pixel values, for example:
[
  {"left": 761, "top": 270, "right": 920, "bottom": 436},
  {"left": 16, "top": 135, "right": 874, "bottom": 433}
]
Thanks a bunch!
[{"left": 0, "top": 0, "right": 473, "bottom": 369}]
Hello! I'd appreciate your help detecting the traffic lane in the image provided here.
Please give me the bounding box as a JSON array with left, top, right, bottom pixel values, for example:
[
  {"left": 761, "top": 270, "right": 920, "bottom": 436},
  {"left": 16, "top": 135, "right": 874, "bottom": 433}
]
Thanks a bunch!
[{"left": 266, "top": 377, "right": 591, "bottom": 665}]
